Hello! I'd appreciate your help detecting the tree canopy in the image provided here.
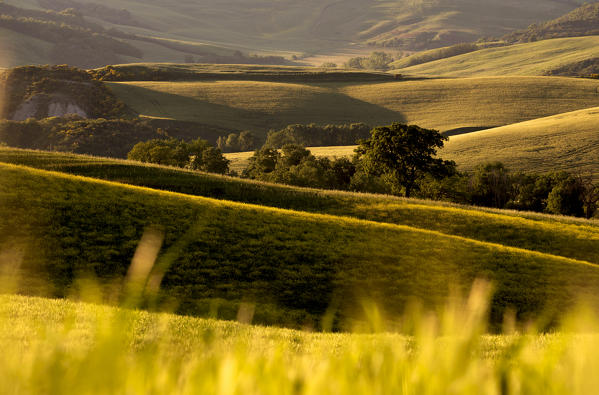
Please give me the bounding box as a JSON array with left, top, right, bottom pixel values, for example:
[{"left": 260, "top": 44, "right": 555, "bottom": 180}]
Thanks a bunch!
[
  {"left": 127, "top": 138, "right": 229, "bottom": 174},
  {"left": 355, "top": 123, "right": 455, "bottom": 197}
]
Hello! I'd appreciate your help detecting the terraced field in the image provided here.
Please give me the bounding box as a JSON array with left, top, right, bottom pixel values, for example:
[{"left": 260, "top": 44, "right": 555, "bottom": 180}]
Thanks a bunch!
[
  {"left": 2, "top": 0, "right": 578, "bottom": 56},
  {"left": 0, "top": 27, "right": 52, "bottom": 68},
  {"left": 2, "top": 147, "right": 598, "bottom": 265}
]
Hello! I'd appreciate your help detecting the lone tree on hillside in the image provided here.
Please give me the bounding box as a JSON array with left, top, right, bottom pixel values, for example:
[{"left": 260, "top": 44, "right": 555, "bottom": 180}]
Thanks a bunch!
[{"left": 355, "top": 123, "right": 456, "bottom": 197}]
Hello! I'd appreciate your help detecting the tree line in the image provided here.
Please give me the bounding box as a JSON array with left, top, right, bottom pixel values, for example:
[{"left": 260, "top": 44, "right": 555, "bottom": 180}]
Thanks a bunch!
[
  {"left": 120, "top": 123, "right": 599, "bottom": 220},
  {"left": 216, "top": 123, "right": 373, "bottom": 153},
  {"left": 239, "top": 123, "right": 599, "bottom": 219}
]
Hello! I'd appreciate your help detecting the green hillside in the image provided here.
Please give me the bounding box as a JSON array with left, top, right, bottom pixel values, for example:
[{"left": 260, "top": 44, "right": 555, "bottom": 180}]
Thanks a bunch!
[
  {"left": 109, "top": 75, "right": 599, "bottom": 133},
  {"left": 393, "top": 36, "right": 599, "bottom": 77},
  {"left": 440, "top": 106, "right": 599, "bottom": 176},
  {"left": 1, "top": 147, "right": 598, "bottom": 266},
  {"left": 3, "top": 161, "right": 599, "bottom": 327}
]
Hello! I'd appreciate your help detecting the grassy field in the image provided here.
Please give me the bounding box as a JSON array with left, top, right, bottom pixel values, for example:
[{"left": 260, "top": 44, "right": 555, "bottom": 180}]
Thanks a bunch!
[
  {"left": 440, "top": 107, "right": 599, "bottom": 176},
  {"left": 109, "top": 76, "right": 599, "bottom": 133},
  {"left": 2, "top": 291, "right": 599, "bottom": 393},
  {"left": 393, "top": 36, "right": 599, "bottom": 77},
  {"left": 0, "top": 27, "right": 52, "bottom": 68},
  {"left": 1, "top": 147, "right": 598, "bottom": 266},
  {"left": 3, "top": 161, "right": 599, "bottom": 327}
]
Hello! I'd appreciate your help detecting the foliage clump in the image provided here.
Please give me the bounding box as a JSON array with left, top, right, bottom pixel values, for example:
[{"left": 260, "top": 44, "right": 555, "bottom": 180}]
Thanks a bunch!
[
  {"left": 128, "top": 138, "right": 230, "bottom": 174},
  {"left": 344, "top": 52, "right": 395, "bottom": 71},
  {"left": 243, "top": 145, "right": 355, "bottom": 190},
  {"left": 217, "top": 130, "right": 259, "bottom": 153},
  {"left": 264, "top": 123, "right": 371, "bottom": 149}
]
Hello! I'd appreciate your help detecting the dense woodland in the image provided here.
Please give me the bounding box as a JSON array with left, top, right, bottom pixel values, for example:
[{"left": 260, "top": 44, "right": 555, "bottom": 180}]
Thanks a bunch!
[{"left": 127, "top": 137, "right": 230, "bottom": 174}]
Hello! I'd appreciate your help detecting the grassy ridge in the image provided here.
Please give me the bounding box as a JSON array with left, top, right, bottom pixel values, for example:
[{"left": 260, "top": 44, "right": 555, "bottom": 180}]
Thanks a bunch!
[
  {"left": 441, "top": 106, "right": 599, "bottom": 176},
  {"left": 393, "top": 36, "right": 599, "bottom": 77},
  {"left": 93, "top": 63, "right": 394, "bottom": 82},
  {"left": 1, "top": 148, "right": 598, "bottom": 268},
  {"left": 109, "top": 76, "right": 599, "bottom": 133},
  {"left": 3, "top": 162, "right": 599, "bottom": 327}
]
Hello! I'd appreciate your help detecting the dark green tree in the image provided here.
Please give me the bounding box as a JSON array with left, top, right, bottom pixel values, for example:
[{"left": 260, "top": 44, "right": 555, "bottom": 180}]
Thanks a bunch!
[
  {"left": 470, "top": 162, "right": 513, "bottom": 208},
  {"left": 243, "top": 147, "right": 281, "bottom": 179},
  {"left": 355, "top": 123, "right": 455, "bottom": 197},
  {"left": 189, "top": 147, "right": 230, "bottom": 174},
  {"left": 546, "top": 174, "right": 585, "bottom": 217}
]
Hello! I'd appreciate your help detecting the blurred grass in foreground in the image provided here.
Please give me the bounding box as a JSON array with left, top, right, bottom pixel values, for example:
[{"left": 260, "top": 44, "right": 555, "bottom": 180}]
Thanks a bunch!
[{"left": 1, "top": 283, "right": 599, "bottom": 394}]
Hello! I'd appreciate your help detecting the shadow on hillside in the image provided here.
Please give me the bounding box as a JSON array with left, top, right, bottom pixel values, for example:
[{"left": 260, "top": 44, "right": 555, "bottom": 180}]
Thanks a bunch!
[
  {"left": 109, "top": 83, "right": 406, "bottom": 134},
  {"left": 443, "top": 126, "right": 499, "bottom": 137}
]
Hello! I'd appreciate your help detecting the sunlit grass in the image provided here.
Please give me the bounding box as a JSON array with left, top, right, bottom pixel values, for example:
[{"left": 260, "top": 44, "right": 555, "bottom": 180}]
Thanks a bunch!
[
  {"left": 108, "top": 76, "right": 599, "bottom": 132},
  {"left": 2, "top": 147, "right": 598, "bottom": 267},
  {"left": 441, "top": 107, "right": 599, "bottom": 177},
  {"left": 1, "top": 283, "right": 599, "bottom": 394},
  {"left": 2, "top": 161, "right": 599, "bottom": 329},
  {"left": 393, "top": 36, "right": 599, "bottom": 77}
]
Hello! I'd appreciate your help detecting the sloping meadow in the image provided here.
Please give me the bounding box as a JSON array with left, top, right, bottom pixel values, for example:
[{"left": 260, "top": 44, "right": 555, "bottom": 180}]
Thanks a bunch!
[
  {"left": 1, "top": 148, "right": 598, "bottom": 265},
  {"left": 1, "top": 161, "right": 599, "bottom": 330}
]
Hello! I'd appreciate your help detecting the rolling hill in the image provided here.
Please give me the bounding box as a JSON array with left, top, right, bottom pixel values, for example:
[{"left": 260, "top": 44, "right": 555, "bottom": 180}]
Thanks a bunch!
[
  {"left": 108, "top": 73, "right": 599, "bottom": 134},
  {"left": 393, "top": 36, "right": 599, "bottom": 77},
  {"left": 224, "top": 104, "right": 599, "bottom": 182},
  {"left": 440, "top": 106, "right": 599, "bottom": 176},
  {"left": 0, "top": 0, "right": 587, "bottom": 67},
  {"left": 3, "top": 159, "right": 599, "bottom": 328},
  {"left": 504, "top": 1, "right": 599, "bottom": 43},
  {"left": 1, "top": 147, "right": 598, "bottom": 265}
]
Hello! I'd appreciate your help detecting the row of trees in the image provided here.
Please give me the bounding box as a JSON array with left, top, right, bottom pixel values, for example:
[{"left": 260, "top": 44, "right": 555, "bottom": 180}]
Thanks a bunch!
[
  {"left": 127, "top": 138, "right": 230, "bottom": 174},
  {"left": 344, "top": 52, "right": 395, "bottom": 71},
  {"left": 216, "top": 131, "right": 258, "bottom": 153},
  {"left": 243, "top": 124, "right": 455, "bottom": 197},
  {"left": 419, "top": 164, "right": 599, "bottom": 219},
  {"left": 264, "top": 123, "right": 372, "bottom": 149},
  {"left": 215, "top": 123, "right": 373, "bottom": 153},
  {"left": 241, "top": 123, "right": 599, "bottom": 219},
  {"left": 125, "top": 123, "right": 598, "bottom": 219}
]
